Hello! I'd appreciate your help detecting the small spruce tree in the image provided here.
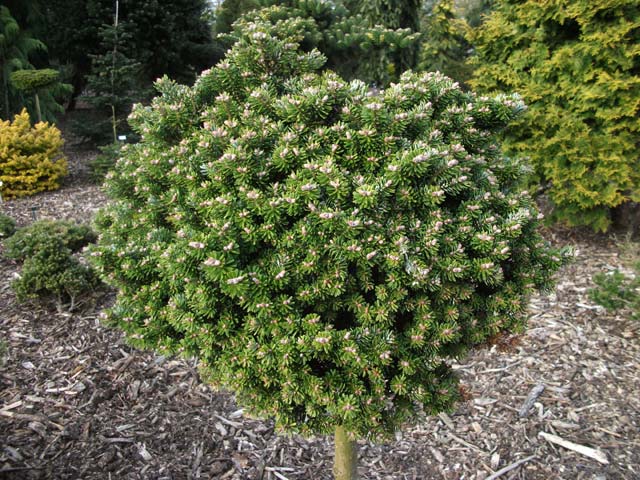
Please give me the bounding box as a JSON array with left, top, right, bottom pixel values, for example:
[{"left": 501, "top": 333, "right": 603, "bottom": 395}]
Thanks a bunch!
[
  {"left": 82, "top": 2, "right": 142, "bottom": 144},
  {"left": 91, "top": 11, "right": 568, "bottom": 479}
]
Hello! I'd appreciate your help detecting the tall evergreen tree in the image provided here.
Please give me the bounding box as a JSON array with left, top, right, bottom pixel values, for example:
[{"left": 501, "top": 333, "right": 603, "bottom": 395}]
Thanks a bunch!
[
  {"left": 418, "top": 0, "right": 472, "bottom": 83},
  {"left": 84, "top": 2, "right": 142, "bottom": 143},
  {"left": 346, "top": 0, "right": 421, "bottom": 81},
  {"left": 39, "top": 0, "right": 98, "bottom": 109},
  {"left": 470, "top": 0, "right": 640, "bottom": 231}
]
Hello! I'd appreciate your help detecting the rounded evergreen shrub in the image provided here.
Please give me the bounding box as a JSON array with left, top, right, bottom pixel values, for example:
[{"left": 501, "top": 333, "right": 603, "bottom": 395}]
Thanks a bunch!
[
  {"left": 0, "top": 212, "right": 16, "bottom": 239},
  {"left": 11, "top": 234, "right": 99, "bottom": 308},
  {"left": 0, "top": 109, "right": 68, "bottom": 199},
  {"left": 91, "top": 11, "right": 568, "bottom": 445},
  {"left": 4, "top": 219, "right": 97, "bottom": 261},
  {"left": 5, "top": 220, "right": 99, "bottom": 309}
]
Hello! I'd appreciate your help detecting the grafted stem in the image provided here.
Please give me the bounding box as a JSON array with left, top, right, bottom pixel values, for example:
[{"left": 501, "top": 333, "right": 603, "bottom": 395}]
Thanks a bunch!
[
  {"left": 34, "top": 92, "right": 42, "bottom": 123},
  {"left": 333, "top": 425, "right": 357, "bottom": 480}
]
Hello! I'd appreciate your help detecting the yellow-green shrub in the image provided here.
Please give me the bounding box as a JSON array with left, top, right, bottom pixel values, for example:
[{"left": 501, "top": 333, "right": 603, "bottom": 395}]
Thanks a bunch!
[
  {"left": 0, "top": 109, "right": 67, "bottom": 199},
  {"left": 469, "top": 0, "right": 640, "bottom": 231}
]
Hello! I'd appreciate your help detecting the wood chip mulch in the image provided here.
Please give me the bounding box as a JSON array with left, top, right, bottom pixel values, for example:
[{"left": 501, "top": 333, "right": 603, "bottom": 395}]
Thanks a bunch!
[{"left": 1, "top": 145, "right": 638, "bottom": 480}]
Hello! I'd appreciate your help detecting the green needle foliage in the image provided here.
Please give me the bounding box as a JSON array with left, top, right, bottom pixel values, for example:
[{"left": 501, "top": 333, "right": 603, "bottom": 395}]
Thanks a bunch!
[
  {"left": 11, "top": 236, "right": 99, "bottom": 308},
  {"left": 89, "top": 142, "right": 123, "bottom": 184},
  {"left": 418, "top": 0, "right": 472, "bottom": 83},
  {"left": 0, "top": 5, "right": 45, "bottom": 119},
  {"left": 345, "top": 0, "right": 421, "bottom": 81},
  {"left": 10, "top": 68, "right": 71, "bottom": 123},
  {"left": 590, "top": 246, "right": 640, "bottom": 322},
  {"left": 469, "top": 0, "right": 640, "bottom": 231},
  {"left": 0, "top": 213, "right": 16, "bottom": 239},
  {"left": 4, "top": 219, "right": 97, "bottom": 261},
  {"left": 84, "top": 19, "right": 143, "bottom": 144},
  {"left": 0, "top": 5, "right": 71, "bottom": 123},
  {"left": 213, "top": 0, "right": 421, "bottom": 87},
  {"left": 91, "top": 11, "right": 568, "bottom": 443},
  {"left": 5, "top": 220, "right": 100, "bottom": 309},
  {"left": 591, "top": 268, "right": 640, "bottom": 321},
  {"left": 10, "top": 68, "right": 59, "bottom": 92}
]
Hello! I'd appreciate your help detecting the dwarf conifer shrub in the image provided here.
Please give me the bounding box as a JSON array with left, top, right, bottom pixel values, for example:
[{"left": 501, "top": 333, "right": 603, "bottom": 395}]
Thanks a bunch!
[
  {"left": 91, "top": 12, "right": 568, "bottom": 478},
  {"left": 4, "top": 220, "right": 97, "bottom": 261},
  {"left": 5, "top": 220, "right": 99, "bottom": 309},
  {"left": 590, "top": 248, "right": 639, "bottom": 322},
  {"left": 11, "top": 236, "right": 99, "bottom": 308},
  {"left": 0, "top": 213, "right": 16, "bottom": 239},
  {"left": 0, "top": 110, "right": 68, "bottom": 199}
]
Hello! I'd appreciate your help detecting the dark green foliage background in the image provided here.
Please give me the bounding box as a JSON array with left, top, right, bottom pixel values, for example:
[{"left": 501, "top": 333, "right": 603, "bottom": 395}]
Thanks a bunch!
[
  {"left": 0, "top": 5, "right": 70, "bottom": 123},
  {"left": 40, "top": 0, "right": 216, "bottom": 102},
  {"left": 212, "top": 0, "right": 421, "bottom": 87}
]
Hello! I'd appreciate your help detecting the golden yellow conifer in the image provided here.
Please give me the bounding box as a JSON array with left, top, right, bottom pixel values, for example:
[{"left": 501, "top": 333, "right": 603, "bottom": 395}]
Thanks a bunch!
[{"left": 0, "top": 109, "right": 67, "bottom": 198}]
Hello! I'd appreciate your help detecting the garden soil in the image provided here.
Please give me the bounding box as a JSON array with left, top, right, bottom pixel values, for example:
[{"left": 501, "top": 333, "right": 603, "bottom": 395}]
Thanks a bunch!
[{"left": 0, "top": 136, "right": 638, "bottom": 480}]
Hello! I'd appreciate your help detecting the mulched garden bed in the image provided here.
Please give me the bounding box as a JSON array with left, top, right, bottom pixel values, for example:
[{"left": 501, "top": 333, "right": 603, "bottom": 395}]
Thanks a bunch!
[{"left": 1, "top": 138, "right": 638, "bottom": 480}]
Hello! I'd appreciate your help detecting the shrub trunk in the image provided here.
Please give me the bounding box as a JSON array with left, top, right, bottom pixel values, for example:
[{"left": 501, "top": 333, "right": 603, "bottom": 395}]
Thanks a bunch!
[{"left": 334, "top": 426, "right": 357, "bottom": 480}]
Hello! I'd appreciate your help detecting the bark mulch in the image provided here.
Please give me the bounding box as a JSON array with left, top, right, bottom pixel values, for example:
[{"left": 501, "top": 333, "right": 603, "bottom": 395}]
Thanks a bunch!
[{"left": 0, "top": 145, "right": 638, "bottom": 479}]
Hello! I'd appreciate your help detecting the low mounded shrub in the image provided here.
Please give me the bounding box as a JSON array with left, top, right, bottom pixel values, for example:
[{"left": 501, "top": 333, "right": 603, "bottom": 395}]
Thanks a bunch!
[
  {"left": 0, "top": 213, "right": 16, "bottom": 239},
  {"left": 5, "top": 220, "right": 99, "bottom": 309},
  {"left": 11, "top": 235, "right": 99, "bottom": 308},
  {"left": 4, "top": 219, "right": 97, "bottom": 261},
  {"left": 0, "top": 109, "right": 68, "bottom": 199},
  {"left": 590, "top": 258, "right": 639, "bottom": 322}
]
